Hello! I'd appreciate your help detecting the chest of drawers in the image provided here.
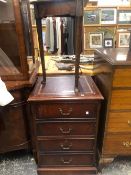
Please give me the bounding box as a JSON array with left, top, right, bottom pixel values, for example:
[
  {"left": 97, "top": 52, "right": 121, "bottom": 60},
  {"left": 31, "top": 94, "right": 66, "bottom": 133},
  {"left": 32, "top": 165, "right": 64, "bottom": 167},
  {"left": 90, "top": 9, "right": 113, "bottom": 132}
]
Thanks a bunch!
[
  {"left": 94, "top": 48, "right": 131, "bottom": 164},
  {"left": 28, "top": 75, "right": 103, "bottom": 175}
]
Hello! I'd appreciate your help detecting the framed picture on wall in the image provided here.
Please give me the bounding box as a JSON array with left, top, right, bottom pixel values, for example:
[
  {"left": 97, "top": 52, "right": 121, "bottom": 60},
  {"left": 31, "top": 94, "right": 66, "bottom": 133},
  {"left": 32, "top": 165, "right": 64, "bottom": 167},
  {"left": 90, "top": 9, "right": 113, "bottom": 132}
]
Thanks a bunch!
[
  {"left": 84, "top": 10, "right": 100, "bottom": 24},
  {"left": 118, "top": 0, "right": 130, "bottom": 6},
  {"left": 89, "top": 32, "right": 103, "bottom": 48},
  {"left": 118, "top": 10, "right": 131, "bottom": 24},
  {"left": 100, "top": 8, "right": 117, "bottom": 24},
  {"left": 104, "top": 38, "right": 113, "bottom": 48},
  {"left": 117, "top": 31, "right": 130, "bottom": 47}
]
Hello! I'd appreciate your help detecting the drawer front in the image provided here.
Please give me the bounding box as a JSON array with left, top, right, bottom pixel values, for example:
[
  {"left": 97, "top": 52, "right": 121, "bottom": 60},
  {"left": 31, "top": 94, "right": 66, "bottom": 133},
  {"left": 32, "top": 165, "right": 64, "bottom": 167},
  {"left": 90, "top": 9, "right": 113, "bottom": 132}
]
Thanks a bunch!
[
  {"left": 37, "top": 103, "right": 97, "bottom": 119},
  {"left": 110, "top": 90, "right": 131, "bottom": 110},
  {"left": 107, "top": 111, "right": 131, "bottom": 132},
  {"left": 38, "top": 153, "right": 95, "bottom": 166},
  {"left": 37, "top": 138, "right": 95, "bottom": 152},
  {"left": 113, "top": 68, "right": 131, "bottom": 88},
  {"left": 37, "top": 168, "right": 97, "bottom": 175},
  {"left": 104, "top": 134, "right": 131, "bottom": 155},
  {"left": 36, "top": 121, "right": 96, "bottom": 136}
]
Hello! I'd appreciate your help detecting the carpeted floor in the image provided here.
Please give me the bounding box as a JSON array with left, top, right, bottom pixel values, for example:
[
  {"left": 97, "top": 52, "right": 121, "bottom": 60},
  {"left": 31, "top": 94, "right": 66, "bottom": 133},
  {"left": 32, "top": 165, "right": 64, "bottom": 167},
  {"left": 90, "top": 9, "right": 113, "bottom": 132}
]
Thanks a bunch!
[
  {"left": 0, "top": 150, "right": 37, "bottom": 175},
  {"left": 0, "top": 150, "right": 131, "bottom": 175}
]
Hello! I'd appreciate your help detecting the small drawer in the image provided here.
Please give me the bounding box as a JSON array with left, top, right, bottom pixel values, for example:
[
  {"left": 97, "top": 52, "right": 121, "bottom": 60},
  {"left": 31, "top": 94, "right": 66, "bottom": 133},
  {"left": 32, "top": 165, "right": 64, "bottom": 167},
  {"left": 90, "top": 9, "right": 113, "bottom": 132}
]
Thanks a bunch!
[
  {"left": 36, "top": 103, "right": 97, "bottom": 119},
  {"left": 37, "top": 138, "right": 95, "bottom": 152},
  {"left": 38, "top": 153, "right": 95, "bottom": 166},
  {"left": 113, "top": 68, "right": 131, "bottom": 88},
  {"left": 36, "top": 121, "right": 96, "bottom": 136},
  {"left": 104, "top": 133, "right": 131, "bottom": 155},
  {"left": 107, "top": 111, "right": 131, "bottom": 133},
  {"left": 110, "top": 90, "right": 131, "bottom": 110}
]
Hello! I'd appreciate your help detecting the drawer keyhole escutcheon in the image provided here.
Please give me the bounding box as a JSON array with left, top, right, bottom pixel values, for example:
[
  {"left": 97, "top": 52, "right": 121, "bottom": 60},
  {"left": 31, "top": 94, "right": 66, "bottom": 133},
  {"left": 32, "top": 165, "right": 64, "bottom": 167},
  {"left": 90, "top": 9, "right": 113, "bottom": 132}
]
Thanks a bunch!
[
  {"left": 61, "top": 157, "right": 72, "bottom": 164},
  {"left": 60, "top": 143, "right": 72, "bottom": 150},
  {"left": 58, "top": 108, "right": 72, "bottom": 116},
  {"left": 59, "top": 127, "right": 72, "bottom": 134},
  {"left": 123, "top": 141, "right": 131, "bottom": 147}
]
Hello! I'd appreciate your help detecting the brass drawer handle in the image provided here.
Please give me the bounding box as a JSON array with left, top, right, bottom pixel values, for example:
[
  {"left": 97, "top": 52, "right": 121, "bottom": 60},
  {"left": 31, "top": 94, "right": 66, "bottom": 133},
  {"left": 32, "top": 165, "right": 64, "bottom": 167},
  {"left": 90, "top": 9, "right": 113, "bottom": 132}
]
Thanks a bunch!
[
  {"left": 61, "top": 157, "right": 72, "bottom": 164},
  {"left": 58, "top": 108, "right": 72, "bottom": 116},
  {"left": 59, "top": 127, "right": 72, "bottom": 134},
  {"left": 86, "top": 111, "right": 90, "bottom": 115},
  {"left": 123, "top": 141, "right": 131, "bottom": 147},
  {"left": 60, "top": 143, "right": 72, "bottom": 150},
  {"left": 127, "top": 120, "right": 131, "bottom": 126}
]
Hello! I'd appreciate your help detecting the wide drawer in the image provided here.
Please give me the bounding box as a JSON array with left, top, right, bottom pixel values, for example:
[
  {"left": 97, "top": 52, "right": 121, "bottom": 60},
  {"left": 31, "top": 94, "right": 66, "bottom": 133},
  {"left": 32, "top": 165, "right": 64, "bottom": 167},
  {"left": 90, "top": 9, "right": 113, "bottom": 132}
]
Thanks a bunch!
[
  {"left": 107, "top": 111, "right": 131, "bottom": 133},
  {"left": 37, "top": 138, "right": 95, "bottom": 152},
  {"left": 110, "top": 90, "right": 131, "bottom": 110},
  {"left": 37, "top": 167, "right": 97, "bottom": 175},
  {"left": 104, "top": 133, "right": 131, "bottom": 155},
  {"left": 36, "top": 121, "right": 96, "bottom": 136},
  {"left": 113, "top": 68, "right": 131, "bottom": 88},
  {"left": 38, "top": 153, "right": 95, "bottom": 166},
  {"left": 36, "top": 103, "right": 97, "bottom": 119}
]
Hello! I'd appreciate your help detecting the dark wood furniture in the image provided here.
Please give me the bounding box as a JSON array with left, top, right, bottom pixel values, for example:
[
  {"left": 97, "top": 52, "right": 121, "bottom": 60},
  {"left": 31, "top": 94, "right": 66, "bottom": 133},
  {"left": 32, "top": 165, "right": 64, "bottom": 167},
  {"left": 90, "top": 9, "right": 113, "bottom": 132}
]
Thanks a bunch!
[
  {"left": 0, "top": 0, "right": 35, "bottom": 81},
  {"left": 28, "top": 75, "right": 103, "bottom": 175},
  {"left": 0, "top": 0, "right": 39, "bottom": 153},
  {"left": 29, "top": 1, "right": 103, "bottom": 174},
  {"left": 94, "top": 48, "right": 131, "bottom": 164}
]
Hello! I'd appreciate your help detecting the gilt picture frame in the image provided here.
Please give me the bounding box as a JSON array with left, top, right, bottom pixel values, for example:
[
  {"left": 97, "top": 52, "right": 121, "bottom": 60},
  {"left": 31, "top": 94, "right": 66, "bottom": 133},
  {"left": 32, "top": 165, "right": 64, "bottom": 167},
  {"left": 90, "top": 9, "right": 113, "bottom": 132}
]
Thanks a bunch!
[
  {"left": 117, "top": 31, "right": 130, "bottom": 48},
  {"left": 89, "top": 32, "right": 103, "bottom": 48},
  {"left": 100, "top": 8, "right": 117, "bottom": 24},
  {"left": 84, "top": 10, "right": 100, "bottom": 24},
  {"left": 117, "top": 10, "right": 131, "bottom": 24}
]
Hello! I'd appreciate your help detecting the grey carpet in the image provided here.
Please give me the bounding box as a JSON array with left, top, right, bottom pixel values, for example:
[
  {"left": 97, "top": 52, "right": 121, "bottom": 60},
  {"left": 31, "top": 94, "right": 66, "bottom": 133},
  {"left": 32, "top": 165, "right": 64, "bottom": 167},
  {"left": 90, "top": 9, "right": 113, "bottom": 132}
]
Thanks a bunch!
[
  {"left": 0, "top": 151, "right": 131, "bottom": 175},
  {"left": 0, "top": 150, "right": 37, "bottom": 175}
]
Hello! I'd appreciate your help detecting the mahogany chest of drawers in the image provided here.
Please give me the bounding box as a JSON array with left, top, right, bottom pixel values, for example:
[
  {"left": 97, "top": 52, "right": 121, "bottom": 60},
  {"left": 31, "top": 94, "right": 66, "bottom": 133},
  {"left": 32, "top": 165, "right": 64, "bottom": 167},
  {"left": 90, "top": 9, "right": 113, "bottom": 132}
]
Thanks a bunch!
[{"left": 28, "top": 75, "right": 103, "bottom": 175}]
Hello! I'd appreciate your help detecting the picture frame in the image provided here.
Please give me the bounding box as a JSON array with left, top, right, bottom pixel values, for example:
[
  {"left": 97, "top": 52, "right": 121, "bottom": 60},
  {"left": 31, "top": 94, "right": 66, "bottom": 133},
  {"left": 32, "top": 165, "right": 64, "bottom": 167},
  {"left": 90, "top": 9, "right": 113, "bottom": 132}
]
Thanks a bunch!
[
  {"left": 118, "top": 0, "right": 130, "bottom": 6},
  {"left": 98, "top": 0, "right": 130, "bottom": 6},
  {"left": 100, "top": 8, "right": 117, "bottom": 24},
  {"left": 88, "top": 0, "right": 98, "bottom": 1},
  {"left": 104, "top": 38, "right": 113, "bottom": 48},
  {"left": 89, "top": 32, "right": 103, "bottom": 48},
  {"left": 117, "top": 31, "right": 130, "bottom": 48},
  {"left": 117, "top": 10, "right": 131, "bottom": 24},
  {"left": 84, "top": 10, "right": 100, "bottom": 24}
]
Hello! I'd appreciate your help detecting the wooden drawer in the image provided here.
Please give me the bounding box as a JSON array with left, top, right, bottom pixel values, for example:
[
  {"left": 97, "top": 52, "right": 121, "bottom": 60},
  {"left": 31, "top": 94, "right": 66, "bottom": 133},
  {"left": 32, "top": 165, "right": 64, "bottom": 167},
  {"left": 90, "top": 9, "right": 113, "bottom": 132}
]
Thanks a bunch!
[
  {"left": 37, "top": 167, "right": 97, "bottom": 175},
  {"left": 38, "top": 153, "right": 95, "bottom": 166},
  {"left": 113, "top": 68, "right": 131, "bottom": 88},
  {"left": 104, "top": 134, "right": 131, "bottom": 155},
  {"left": 110, "top": 90, "right": 131, "bottom": 110},
  {"left": 36, "top": 121, "right": 96, "bottom": 136},
  {"left": 107, "top": 111, "right": 131, "bottom": 133},
  {"left": 37, "top": 138, "right": 95, "bottom": 152},
  {"left": 36, "top": 103, "right": 97, "bottom": 119}
]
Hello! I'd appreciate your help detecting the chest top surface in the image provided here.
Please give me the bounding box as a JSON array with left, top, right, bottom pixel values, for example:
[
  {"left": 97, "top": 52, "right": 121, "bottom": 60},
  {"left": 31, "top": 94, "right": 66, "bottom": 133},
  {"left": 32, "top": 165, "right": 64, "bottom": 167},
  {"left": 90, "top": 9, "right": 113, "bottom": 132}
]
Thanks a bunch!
[
  {"left": 95, "top": 48, "right": 131, "bottom": 66},
  {"left": 28, "top": 75, "right": 103, "bottom": 101}
]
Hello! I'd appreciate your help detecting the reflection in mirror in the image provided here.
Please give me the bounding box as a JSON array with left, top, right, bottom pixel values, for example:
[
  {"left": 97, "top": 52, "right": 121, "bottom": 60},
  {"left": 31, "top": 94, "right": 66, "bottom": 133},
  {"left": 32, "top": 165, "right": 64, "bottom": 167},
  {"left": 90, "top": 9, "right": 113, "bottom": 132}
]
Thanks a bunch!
[
  {"left": 43, "top": 17, "right": 75, "bottom": 56},
  {"left": 39, "top": 17, "right": 75, "bottom": 72},
  {"left": 0, "top": 0, "right": 22, "bottom": 74},
  {"left": 0, "top": 48, "right": 20, "bottom": 76}
]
